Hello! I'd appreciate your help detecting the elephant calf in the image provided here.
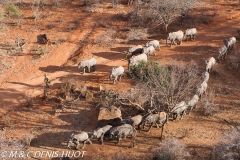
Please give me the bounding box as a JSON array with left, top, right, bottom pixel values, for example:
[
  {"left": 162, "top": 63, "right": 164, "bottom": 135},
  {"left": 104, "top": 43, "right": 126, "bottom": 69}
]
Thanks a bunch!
[
  {"left": 67, "top": 132, "right": 92, "bottom": 149},
  {"left": 78, "top": 57, "right": 97, "bottom": 74},
  {"left": 90, "top": 125, "right": 112, "bottom": 145}
]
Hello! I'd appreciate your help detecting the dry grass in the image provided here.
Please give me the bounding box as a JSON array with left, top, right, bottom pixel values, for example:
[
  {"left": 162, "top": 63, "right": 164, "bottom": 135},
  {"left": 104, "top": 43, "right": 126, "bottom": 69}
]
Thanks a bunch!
[
  {"left": 60, "top": 81, "right": 87, "bottom": 101},
  {"left": 22, "top": 133, "right": 35, "bottom": 148},
  {"left": 94, "top": 29, "right": 119, "bottom": 48},
  {"left": 125, "top": 28, "right": 148, "bottom": 43},
  {"left": 200, "top": 87, "right": 220, "bottom": 116},
  {"left": 0, "top": 132, "right": 26, "bottom": 154},
  {"left": 153, "top": 137, "right": 190, "bottom": 160},
  {"left": 227, "top": 49, "right": 240, "bottom": 71},
  {"left": 211, "top": 127, "right": 240, "bottom": 160},
  {"left": 20, "top": 91, "right": 34, "bottom": 108}
]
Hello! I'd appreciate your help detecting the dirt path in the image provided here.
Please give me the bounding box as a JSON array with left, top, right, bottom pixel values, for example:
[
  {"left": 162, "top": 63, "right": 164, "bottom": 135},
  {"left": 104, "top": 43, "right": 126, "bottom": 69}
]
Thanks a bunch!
[{"left": 0, "top": 13, "right": 97, "bottom": 115}]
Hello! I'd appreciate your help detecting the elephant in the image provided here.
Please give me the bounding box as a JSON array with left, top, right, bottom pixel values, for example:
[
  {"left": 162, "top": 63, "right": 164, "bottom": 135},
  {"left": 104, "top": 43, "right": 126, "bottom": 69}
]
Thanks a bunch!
[
  {"left": 184, "top": 28, "right": 197, "bottom": 41},
  {"left": 166, "top": 30, "right": 184, "bottom": 48}
]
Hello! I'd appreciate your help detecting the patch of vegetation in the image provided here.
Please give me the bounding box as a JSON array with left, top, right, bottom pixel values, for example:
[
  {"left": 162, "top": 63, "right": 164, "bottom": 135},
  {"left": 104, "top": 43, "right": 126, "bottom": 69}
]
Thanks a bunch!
[
  {"left": 128, "top": 61, "right": 166, "bottom": 82},
  {"left": 128, "top": 60, "right": 199, "bottom": 112},
  {"left": 125, "top": 28, "right": 148, "bottom": 43},
  {"left": 0, "top": 133, "right": 26, "bottom": 154},
  {"left": 39, "top": 46, "right": 51, "bottom": 57},
  {"left": 228, "top": 49, "right": 240, "bottom": 71},
  {"left": 60, "top": 81, "right": 87, "bottom": 101},
  {"left": 21, "top": 92, "right": 34, "bottom": 108},
  {"left": 153, "top": 137, "right": 190, "bottom": 160},
  {"left": 84, "top": 0, "right": 102, "bottom": 12},
  {"left": 4, "top": 3, "right": 21, "bottom": 17},
  {"left": 200, "top": 87, "right": 220, "bottom": 116},
  {"left": 211, "top": 127, "right": 240, "bottom": 160},
  {"left": 94, "top": 29, "right": 119, "bottom": 48},
  {"left": 128, "top": 0, "right": 197, "bottom": 32}
]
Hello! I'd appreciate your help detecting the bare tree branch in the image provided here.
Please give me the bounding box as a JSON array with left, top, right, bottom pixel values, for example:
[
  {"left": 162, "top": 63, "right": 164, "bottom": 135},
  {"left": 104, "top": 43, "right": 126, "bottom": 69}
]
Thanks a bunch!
[
  {"left": 147, "top": 0, "right": 197, "bottom": 32},
  {"left": 117, "top": 98, "right": 145, "bottom": 111}
]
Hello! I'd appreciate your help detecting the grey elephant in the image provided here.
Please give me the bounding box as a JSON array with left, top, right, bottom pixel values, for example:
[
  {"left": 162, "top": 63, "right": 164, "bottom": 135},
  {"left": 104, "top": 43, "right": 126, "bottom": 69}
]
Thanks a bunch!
[
  {"left": 184, "top": 28, "right": 197, "bottom": 41},
  {"left": 166, "top": 30, "right": 184, "bottom": 48}
]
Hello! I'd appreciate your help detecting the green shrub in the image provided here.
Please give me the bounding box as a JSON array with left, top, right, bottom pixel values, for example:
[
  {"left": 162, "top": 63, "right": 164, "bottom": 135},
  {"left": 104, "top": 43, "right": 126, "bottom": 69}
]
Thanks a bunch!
[
  {"left": 39, "top": 47, "right": 51, "bottom": 57},
  {"left": 128, "top": 60, "right": 168, "bottom": 83},
  {"left": 128, "top": 60, "right": 148, "bottom": 80},
  {"left": 4, "top": 3, "right": 21, "bottom": 17}
]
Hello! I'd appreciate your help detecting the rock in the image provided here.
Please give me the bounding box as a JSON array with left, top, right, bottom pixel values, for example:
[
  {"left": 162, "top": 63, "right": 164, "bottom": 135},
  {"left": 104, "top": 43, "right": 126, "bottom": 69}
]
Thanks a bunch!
[{"left": 97, "top": 105, "right": 122, "bottom": 127}]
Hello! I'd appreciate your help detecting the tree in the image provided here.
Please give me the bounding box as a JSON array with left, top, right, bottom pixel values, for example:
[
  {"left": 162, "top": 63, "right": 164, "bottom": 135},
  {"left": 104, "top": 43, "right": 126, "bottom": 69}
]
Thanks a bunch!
[
  {"left": 147, "top": 0, "right": 196, "bottom": 32},
  {"left": 128, "top": 60, "right": 199, "bottom": 112}
]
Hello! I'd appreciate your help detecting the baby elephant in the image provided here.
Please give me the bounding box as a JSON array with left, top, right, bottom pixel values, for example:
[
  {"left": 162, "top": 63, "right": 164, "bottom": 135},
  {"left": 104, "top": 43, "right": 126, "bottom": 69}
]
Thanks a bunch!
[
  {"left": 78, "top": 57, "right": 97, "bottom": 74},
  {"left": 67, "top": 132, "right": 92, "bottom": 150},
  {"left": 90, "top": 125, "right": 112, "bottom": 145},
  {"left": 109, "top": 66, "right": 124, "bottom": 84}
]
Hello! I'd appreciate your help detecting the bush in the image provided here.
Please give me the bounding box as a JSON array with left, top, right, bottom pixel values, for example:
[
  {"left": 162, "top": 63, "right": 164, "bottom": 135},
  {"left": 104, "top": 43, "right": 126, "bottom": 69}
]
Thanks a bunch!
[
  {"left": 200, "top": 87, "right": 220, "bottom": 116},
  {"left": 60, "top": 81, "right": 87, "bottom": 100},
  {"left": 211, "top": 127, "right": 240, "bottom": 160},
  {"left": 128, "top": 61, "right": 168, "bottom": 82},
  {"left": 228, "top": 49, "right": 240, "bottom": 71},
  {"left": 0, "top": 133, "right": 26, "bottom": 155},
  {"left": 22, "top": 133, "right": 35, "bottom": 148},
  {"left": 84, "top": 0, "right": 102, "bottom": 12},
  {"left": 154, "top": 137, "right": 190, "bottom": 160},
  {"left": 125, "top": 28, "right": 149, "bottom": 43},
  {"left": 39, "top": 46, "right": 51, "bottom": 57},
  {"left": 21, "top": 92, "right": 34, "bottom": 108},
  {"left": 94, "top": 29, "right": 118, "bottom": 48},
  {"left": 128, "top": 60, "right": 199, "bottom": 113},
  {"left": 4, "top": 3, "right": 21, "bottom": 17}
]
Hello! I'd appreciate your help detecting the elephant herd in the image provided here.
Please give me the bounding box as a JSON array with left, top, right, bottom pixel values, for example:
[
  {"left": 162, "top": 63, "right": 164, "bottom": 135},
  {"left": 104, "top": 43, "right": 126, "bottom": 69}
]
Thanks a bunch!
[
  {"left": 71, "top": 27, "right": 238, "bottom": 150},
  {"left": 67, "top": 111, "right": 167, "bottom": 150},
  {"left": 166, "top": 28, "right": 197, "bottom": 48},
  {"left": 77, "top": 28, "right": 198, "bottom": 84}
]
